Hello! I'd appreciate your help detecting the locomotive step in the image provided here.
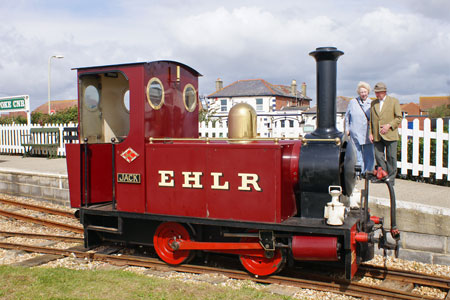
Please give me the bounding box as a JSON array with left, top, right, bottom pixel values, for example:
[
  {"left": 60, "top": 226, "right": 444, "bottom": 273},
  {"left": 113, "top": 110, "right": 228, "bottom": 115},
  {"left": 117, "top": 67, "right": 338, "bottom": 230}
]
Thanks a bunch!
[{"left": 86, "top": 225, "right": 122, "bottom": 234}]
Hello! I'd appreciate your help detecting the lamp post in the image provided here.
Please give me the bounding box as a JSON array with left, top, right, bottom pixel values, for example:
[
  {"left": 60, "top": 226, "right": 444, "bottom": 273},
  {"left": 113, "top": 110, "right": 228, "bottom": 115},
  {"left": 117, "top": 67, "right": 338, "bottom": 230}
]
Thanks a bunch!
[{"left": 48, "top": 55, "right": 64, "bottom": 114}]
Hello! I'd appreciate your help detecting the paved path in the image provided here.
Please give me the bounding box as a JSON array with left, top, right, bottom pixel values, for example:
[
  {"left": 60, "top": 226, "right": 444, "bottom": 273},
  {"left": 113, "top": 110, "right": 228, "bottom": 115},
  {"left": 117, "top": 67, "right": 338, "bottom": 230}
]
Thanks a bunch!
[
  {"left": 0, "top": 155, "right": 67, "bottom": 175},
  {"left": 355, "top": 178, "right": 449, "bottom": 209}
]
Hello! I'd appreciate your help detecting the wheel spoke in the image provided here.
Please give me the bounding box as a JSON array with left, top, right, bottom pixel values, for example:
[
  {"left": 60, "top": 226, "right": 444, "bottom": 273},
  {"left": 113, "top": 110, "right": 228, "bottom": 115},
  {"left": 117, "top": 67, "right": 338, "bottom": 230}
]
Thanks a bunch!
[
  {"left": 153, "top": 222, "right": 192, "bottom": 265},
  {"left": 239, "top": 235, "right": 285, "bottom": 276}
]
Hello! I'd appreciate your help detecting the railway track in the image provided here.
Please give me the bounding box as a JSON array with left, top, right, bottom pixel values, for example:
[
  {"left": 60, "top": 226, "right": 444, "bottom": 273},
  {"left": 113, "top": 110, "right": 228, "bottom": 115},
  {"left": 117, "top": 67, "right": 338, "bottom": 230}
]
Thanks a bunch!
[
  {"left": 0, "top": 230, "right": 83, "bottom": 243},
  {"left": 0, "top": 197, "right": 83, "bottom": 234},
  {"left": 0, "top": 198, "right": 449, "bottom": 299},
  {"left": 0, "top": 237, "right": 448, "bottom": 300},
  {"left": 0, "top": 198, "right": 75, "bottom": 219},
  {"left": 360, "top": 264, "right": 450, "bottom": 290}
]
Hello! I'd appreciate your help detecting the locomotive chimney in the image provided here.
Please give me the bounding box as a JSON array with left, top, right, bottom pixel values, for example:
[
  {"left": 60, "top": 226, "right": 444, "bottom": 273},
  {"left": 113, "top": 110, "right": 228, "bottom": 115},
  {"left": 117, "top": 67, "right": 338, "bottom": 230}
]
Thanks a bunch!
[{"left": 307, "top": 47, "right": 344, "bottom": 139}]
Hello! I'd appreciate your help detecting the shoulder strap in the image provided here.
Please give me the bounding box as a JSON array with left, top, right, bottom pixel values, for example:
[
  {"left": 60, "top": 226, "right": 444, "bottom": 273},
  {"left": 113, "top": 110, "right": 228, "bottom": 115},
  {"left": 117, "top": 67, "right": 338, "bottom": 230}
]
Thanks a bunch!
[{"left": 356, "top": 98, "right": 370, "bottom": 121}]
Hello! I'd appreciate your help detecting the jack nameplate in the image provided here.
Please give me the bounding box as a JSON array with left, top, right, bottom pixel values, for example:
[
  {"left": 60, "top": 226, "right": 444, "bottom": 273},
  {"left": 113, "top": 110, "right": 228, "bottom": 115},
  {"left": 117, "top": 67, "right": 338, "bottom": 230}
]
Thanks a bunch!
[{"left": 117, "top": 173, "right": 141, "bottom": 184}]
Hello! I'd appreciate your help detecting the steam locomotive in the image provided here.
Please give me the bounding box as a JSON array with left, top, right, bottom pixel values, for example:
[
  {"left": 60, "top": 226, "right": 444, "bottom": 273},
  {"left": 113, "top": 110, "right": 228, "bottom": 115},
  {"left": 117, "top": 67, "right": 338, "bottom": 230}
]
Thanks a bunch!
[{"left": 66, "top": 47, "right": 400, "bottom": 280}]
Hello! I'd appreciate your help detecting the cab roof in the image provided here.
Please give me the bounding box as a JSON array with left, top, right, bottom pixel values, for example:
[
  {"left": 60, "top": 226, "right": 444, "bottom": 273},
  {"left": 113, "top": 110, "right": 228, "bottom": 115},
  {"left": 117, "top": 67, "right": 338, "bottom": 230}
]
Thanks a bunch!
[{"left": 72, "top": 60, "right": 202, "bottom": 76}]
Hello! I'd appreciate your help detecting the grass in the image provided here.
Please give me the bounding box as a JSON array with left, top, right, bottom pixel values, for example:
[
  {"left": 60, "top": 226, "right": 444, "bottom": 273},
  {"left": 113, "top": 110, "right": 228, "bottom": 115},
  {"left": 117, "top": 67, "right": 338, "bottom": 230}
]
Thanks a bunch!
[{"left": 0, "top": 265, "right": 293, "bottom": 300}]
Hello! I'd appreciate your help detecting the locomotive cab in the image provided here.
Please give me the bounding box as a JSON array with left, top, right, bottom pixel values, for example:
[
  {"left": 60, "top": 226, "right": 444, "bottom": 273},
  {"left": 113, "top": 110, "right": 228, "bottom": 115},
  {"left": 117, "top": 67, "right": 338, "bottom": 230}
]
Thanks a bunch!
[
  {"left": 67, "top": 61, "right": 202, "bottom": 210},
  {"left": 79, "top": 72, "right": 130, "bottom": 143}
]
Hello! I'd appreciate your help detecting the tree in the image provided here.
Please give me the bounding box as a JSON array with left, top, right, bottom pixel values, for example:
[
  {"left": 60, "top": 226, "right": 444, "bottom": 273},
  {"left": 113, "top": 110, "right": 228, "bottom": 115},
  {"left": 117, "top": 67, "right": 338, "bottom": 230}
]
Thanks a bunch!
[
  {"left": 428, "top": 104, "right": 450, "bottom": 118},
  {"left": 199, "top": 106, "right": 219, "bottom": 124},
  {"left": 198, "top": 96, "right": 221, "bottom": 125}
]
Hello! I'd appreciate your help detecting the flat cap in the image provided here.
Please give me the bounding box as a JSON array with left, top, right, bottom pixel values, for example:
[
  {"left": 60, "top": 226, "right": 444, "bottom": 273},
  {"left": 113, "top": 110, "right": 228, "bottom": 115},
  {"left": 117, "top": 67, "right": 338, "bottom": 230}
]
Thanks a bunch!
[{"left": 374, "top": 82, "right": 387, "bottom": 92}]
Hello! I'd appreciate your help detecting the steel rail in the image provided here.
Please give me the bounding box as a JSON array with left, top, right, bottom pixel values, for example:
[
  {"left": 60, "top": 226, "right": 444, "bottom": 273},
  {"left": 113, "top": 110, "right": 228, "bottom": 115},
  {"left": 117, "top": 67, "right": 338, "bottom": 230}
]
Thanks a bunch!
[
  {"left": 0, "top": 241, "right": 442, "bottom": 300},
  {"left": 0, "top": 208, "right": 83, "bottom": 234},
  {"left": 297, "top": 261, "right": 450, "bottom": 291},
  {"left": 0, "top": 230, "right": 83, "bottom": 243},
  {"left": 0, "top": 242, "right": 89, "bottom": 258},
  {"left": 0, "top": 198, "right": 75, "bottom": 219},
  {"left": 359, "top": 264, "right": 450, "bottom": 289}
]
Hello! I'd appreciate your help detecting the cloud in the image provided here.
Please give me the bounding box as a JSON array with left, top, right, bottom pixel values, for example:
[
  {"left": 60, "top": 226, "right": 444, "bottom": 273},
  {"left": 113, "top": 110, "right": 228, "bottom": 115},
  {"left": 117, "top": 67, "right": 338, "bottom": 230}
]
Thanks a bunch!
[
  {"left": 399, "top": 0, "right": 450, "bottom": 21},
  {"left": 0, "top": 0, "right": 449, "bottom": 110}
]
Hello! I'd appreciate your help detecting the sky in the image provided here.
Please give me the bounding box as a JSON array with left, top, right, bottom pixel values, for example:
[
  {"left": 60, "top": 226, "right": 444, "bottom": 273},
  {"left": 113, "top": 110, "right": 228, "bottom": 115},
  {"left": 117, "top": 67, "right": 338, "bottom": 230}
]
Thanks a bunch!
[{"left": 0, "top": 0, "right": 449, "bottom": 110}]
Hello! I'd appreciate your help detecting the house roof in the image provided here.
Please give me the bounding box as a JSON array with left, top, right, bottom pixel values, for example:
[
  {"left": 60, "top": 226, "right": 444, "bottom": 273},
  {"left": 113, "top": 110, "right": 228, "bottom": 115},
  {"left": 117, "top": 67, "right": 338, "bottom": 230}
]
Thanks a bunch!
[
  {"left": 304, "top": 96, "right": 350, "bottom": 114},
  {"left": 207, "top": 79, "right": 311, "bottom": 101},
  {"left": 34, "top": 100, "right": 77, "bottom": 114},
  {"left": 400, "top": 102, "right": 420, "bottom": 115},
  {"left": 419, "top": 96, "right": 450, "bottom": 112}
]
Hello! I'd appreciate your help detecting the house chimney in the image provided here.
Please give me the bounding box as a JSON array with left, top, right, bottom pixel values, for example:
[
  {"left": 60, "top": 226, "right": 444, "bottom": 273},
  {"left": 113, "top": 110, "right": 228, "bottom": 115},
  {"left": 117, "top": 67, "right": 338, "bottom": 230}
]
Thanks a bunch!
[
  {"left": 291, "top": 79, "right": 297, "bottom": 96},
  {"left": 215, "top": 78, "right": 223, "bottom": 91},
  {"left": 301, "top": 82, "right": 307, "bottom": 97}
]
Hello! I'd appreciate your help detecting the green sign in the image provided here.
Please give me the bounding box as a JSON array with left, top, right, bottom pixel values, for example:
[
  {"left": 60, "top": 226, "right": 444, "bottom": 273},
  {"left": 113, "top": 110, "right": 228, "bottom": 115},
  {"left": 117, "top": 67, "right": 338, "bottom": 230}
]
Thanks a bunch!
[{"left": 0, "top": 95, "right": 29, "bottom": 112}]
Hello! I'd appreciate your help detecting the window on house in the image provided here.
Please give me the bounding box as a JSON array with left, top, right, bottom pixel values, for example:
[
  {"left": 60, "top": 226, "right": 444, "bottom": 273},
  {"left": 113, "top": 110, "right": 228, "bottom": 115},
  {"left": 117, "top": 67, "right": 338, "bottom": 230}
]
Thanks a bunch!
[
  {"left": 289, "top": 120, "right": 294, "bottom": 127},
  {"left": 220, "top": 99, "right": 227, "bottom": 112},
  {"left": 281, "top": 120, "right": 285, "bottom": 128},
  {"left": 256, "top": 98, "right": 263, "bottom": 111}
]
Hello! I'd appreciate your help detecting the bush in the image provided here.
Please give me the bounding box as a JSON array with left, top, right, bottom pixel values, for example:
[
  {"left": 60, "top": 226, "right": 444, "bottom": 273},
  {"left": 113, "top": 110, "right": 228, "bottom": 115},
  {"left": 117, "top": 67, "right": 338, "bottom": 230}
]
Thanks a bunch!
[
  {"left": 428, "top": 103, "right": 450, "bottom": 118},
  {"left": 0, "top": 106, "right": 78, "bottom": 125}
]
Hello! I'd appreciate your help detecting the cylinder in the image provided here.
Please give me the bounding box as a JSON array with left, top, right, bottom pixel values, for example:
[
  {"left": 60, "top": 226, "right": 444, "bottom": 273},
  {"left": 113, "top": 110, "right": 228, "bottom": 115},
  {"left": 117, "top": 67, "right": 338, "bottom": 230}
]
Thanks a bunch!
[
  {"left": 291, "top": 235, "right": 339, "bottom": 261},
  {"left": 307, "top": 47, "right": 344, "bottom": 139}
]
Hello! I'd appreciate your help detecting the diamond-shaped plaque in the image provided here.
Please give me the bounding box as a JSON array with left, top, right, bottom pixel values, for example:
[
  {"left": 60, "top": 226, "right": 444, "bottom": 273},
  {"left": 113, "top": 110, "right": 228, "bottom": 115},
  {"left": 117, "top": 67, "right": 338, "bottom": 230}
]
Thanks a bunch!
[{"left": 121, "top": 147, "right": 139, "bottom": 163}]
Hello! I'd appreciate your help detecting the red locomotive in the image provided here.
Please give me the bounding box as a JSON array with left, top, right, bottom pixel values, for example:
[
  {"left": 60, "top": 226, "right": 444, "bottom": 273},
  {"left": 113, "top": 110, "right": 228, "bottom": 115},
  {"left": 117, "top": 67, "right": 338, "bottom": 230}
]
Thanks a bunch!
[{"left": 66, "top": 47, "right": 400, "bottom": 280}]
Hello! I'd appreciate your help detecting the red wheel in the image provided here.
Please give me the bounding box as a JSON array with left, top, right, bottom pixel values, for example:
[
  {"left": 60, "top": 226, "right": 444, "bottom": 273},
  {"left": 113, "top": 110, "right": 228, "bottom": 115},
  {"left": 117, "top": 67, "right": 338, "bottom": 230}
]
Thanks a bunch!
[
  {"left": 239, "top": 235, "right": 285, "bottom": 276},
  {"left": 153, "top": 222, "right": 192, "bottom": 265}
]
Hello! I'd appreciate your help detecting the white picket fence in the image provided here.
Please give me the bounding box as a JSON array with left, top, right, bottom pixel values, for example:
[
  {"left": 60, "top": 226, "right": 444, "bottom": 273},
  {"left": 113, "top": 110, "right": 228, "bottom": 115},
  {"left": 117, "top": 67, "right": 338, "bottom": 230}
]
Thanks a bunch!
[
  {"left": 0, "top": 123, "right": 78, "bottom": 157},
  {"left": 399, "top": 118, "right": 449, "bottom": 180},
  {"left": 0, "top": 118, "right": 448, "bottom": 181}
]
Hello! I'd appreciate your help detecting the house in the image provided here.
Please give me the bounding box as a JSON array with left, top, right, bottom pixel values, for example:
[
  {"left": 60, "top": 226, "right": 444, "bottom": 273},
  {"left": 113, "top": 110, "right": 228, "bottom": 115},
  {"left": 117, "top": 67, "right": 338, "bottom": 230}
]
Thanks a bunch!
[
  {"left": 419, "top": 96, "right": 450, "bottom": 115},
  {"left": 205, "top": 78, "right": 312, "bottom": 137},
  {"left": 207, "top": 78, "right": 311, "bottom": 114},
  {"left": 402, "top": 96, "right": 450, "bottom": 130},
  {"left": 302, "top": 96, "right": 351, "bottom": 134},
  {"left": 33, "top": 99, "right": 77, "bottom": 114},
  {"left": 400, "top": 102, "right": 426, "bottom": 130},
  {"left": 401, "top": 102, "right": 421, "bottom": 116}
]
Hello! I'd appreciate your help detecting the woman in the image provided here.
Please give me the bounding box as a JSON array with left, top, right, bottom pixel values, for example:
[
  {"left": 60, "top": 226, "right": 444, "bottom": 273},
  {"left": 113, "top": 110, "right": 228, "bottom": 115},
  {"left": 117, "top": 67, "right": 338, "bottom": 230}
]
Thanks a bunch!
[{"left": 344, "top": 81, "right": 374, "bottom": 176}]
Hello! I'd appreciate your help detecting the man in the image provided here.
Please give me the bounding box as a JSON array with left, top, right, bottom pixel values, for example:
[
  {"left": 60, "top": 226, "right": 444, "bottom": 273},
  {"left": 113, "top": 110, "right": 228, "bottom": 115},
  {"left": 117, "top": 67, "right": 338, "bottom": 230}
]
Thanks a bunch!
[{"left": 369, "top": 82, "right": 402, "bottom": 184}]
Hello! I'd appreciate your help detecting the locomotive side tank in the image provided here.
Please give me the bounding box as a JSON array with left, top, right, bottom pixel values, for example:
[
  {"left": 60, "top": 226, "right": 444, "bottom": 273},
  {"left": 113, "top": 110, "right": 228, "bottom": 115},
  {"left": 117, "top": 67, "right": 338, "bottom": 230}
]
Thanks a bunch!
[{"left": 66, "top": 48, "right": 399, "bottom": 280}]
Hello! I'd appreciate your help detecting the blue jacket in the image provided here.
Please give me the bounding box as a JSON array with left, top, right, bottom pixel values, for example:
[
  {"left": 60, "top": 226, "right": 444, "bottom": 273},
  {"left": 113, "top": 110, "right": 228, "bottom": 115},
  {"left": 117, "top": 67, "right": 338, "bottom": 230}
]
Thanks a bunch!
[{"left": 345, "top": 97, "right": 372, "bottom": 145}]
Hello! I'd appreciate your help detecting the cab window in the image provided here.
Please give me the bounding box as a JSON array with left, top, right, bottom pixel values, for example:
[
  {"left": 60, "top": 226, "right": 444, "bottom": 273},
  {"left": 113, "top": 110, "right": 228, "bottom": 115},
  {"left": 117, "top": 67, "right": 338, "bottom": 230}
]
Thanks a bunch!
[
  {"left": 80, "top": 72, "right": 130, "bottom": 143},
  {"left": 146, "top": 77, "right": 164, "bottom": 110},
  {"left": 183, "top": 84, "right": 197, "bottom": 112}
]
